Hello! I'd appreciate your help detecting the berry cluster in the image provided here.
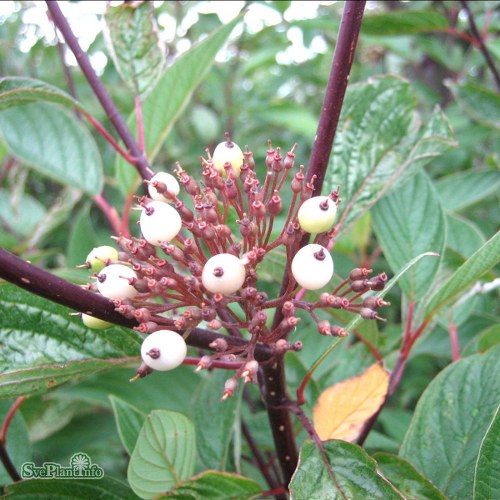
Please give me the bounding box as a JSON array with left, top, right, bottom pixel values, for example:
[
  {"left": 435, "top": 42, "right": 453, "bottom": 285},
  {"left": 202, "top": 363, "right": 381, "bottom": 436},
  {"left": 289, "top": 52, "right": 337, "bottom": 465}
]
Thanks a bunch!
[{"left": 81, "top": 135, "right": 388, "bottom": 397}]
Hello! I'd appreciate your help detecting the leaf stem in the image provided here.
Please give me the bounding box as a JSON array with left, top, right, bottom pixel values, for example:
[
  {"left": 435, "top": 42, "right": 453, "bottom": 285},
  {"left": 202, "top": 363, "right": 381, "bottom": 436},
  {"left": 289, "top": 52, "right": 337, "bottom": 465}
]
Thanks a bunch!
[
  {"left": 459, "top": 0, "right": 500, "bottom": 90},
  {"left": 0, "top": 396, "right": 26, "bottom": 482},
  {"left": 46, "top": 1, "right": 153, "bottom": 180},
  {"left": 93, "top": 193, "right": 123, "bottom": 236},
  {"left": 449, "top": 320, "right": 460, "bottom": 361}
]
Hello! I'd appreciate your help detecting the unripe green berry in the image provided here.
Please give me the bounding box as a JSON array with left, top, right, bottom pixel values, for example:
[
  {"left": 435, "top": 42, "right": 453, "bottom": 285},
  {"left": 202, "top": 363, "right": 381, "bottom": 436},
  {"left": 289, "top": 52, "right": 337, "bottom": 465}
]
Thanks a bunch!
[
  {"left": 97, "top": 264, "right": 138, "bottom": 300},
  {"left": 140, "top": 201, "right": 182, "bottom": 246},
  {"left": 201, "top": 253, "right": 246, "bottom": 294},
  {"left": 141, "top": 330, "right": 187, "bottom": 371},
  {"left": 148, "top": 172, "right": 180, "bottom": 202},
  {"left": 212, "top": 140, "right": 243, "bottom": 177},
  {"left": 297, "top": 196, "right": 337, "bottom": 234},
  {"left": 86, "top": 246, "right": 119, "bottom": 273},
  {"left": 81, "top": 313, "right": 113, "bottom": 330},
  {"left": 291, "top": 244, "right": 334, "bottom": 290}
]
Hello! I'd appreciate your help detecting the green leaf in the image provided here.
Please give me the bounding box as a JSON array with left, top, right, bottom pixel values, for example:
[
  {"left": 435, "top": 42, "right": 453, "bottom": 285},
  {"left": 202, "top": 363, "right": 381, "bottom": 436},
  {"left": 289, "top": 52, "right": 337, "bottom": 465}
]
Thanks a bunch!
[
  {"left": 190, "top": 370, "right": 241, "bottom": 471},
  {"left": 449, "top": 82, "right": 500, "bottom": 130},
  {"left": 424, "top": 231, "right": 500, "bottom": 318},
  {"left": 374, "top": 453, "right": 446, "bottom": 500},
  {"left": 116, "top": 16, "right": 241, "bottom": 195},
  {"left": 109, "top": 395, "right": 146, "bottom": 456},
  {"left": 0, "top": 360, "right": 135, "bottom": 399},
  {"left": 0, "top": 102, "right": 103, "bottom": 196},
  {"left": 400, "top": 345, "right": 500, "bottom": 499},
  {"left": 128, "top": 410, "right": 196, "bottom": 499},
  {"left": 3, "top": 477, "right": 140, "bottom": 499},
  {"left": 446, "top": 214, "right": 485, "bottom": 258},
  {"left": 462, "top": 324, "right": 500, "bottom": 356},
  {"left": 0, "top": 400, "right": 32, "bottom": 486},
  {"left": 362, "top": 11, "right": 448, "bottom": 35},
  {"left": 474, "top": 404, "right": 500, "bottom": 500},
  {"left": 0, "top": 283, "right": 141, "bottom": 396},
  {"left": 0, "top": 188, "right": 46, "bottom": 239},
  {"left": 372, "top": 170, "right": 445, "bottom": 300},
  {"left": 289, "top": 440, "right": 401, "bottom": 499},
  {"left": 104, "top": 2, "right": 164, "bottom": 98},
  {"left": 252, "top": 103, "right": 317, "bottom": 139},
  {"left": 436, "top": 170, "right": 500, "bottom": 212},
  {"left": 161, "top": 471, "right": 262, "bottom": 499},
  {"left": 0, "top": 77, "right": 81, "bottom": 111},
  {"left": 328, "top": 76, "right": 455, "bottom": 233}
]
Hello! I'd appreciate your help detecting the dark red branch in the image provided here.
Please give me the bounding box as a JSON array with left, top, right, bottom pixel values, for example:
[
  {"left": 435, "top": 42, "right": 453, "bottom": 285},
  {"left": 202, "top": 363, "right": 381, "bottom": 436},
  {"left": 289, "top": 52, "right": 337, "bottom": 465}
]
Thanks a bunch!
[
  {"left": 306, "top": 0, "right": 367, "bottom": 194},
  {"left": 459, "top": 0, "right": 500, "bottom": 90},
  {"left": 0, "top": 248, "right": 273, "bottom": 361},
  {"left": 45, "top": 1, "right": 153, "bottom": 180},
  {"left": 263, "top": 0, "right": 366, "bottom": 491}
]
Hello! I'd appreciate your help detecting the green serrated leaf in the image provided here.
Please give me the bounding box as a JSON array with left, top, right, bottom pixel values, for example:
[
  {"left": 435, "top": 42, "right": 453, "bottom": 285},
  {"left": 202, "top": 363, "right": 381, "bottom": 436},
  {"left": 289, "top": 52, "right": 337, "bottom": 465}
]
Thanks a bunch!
[
  {"left": 128, "top": 410, "right": 196, "bottom": 499},
  {"left": 424, "top": 231, "right": 500, "bottom": 318},
  {"left": 0, "top": 77, "right": 82, "bottom": 112},
  {"left": 372, "top": 170, "right": 445, "bottom": 300},
  {"left": 109, "top": 395, "right": 146, "bottom": 456},
  {"left": 3, "top": 477, "right": 140, "bottom": 499},
  {"left": 116, "top": 15, "right": 241, "bottom": 195},
  {"left": 190, "top": 370, "right": 241, "bottom": 471},
  {"left": 328, "top": 76, "right": 455, "bottom": 234},
  {"left": 474, "top": 404, "right": 500, "bottom": 500},
  {"left": 400, "top": 345, "right": 500, "bottom": 499},
  {"left": 361, "top": 11, "right": 448, "bottom": 35},
  {"left": 104, "top": 2, "right": 164, "bottom": 98},
  {"left": 0, "top": 102, "right": 103, "bottom": 196},
  {"left": 161, "top": 471, "right": 262, "bottom": 499},
  {"left": 0, "top": 360, "right": 135, "bottom": 399},
  {"left": 0, "top": 283, "right": 141, "bottom": 397},
  {"left": 436, "top": 170, "right": 500, "bottom": 212},
  {"left": 449, "top": 82, "right": 500, "bottom": 130},
  {"left": 290, "top": 440, "right": 401, "bottom": 499},
  {"left": 374, "top": 452, "right": 446, "bottom": 500}
]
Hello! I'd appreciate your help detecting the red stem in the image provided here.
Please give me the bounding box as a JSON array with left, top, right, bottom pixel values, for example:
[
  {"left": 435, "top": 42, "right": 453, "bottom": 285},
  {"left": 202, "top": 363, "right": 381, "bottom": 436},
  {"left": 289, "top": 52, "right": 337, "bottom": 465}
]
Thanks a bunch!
[
  {"left": 93, "top": 194, "right": 123, "bottom": 236},
  {"left": 449, "top": 321, "right": 460, "bottom": 362},
  {"left": 46, "top": 1, "right": 153, "bottom": 180},
  {"left": 0, "top": 397, "right": 26, "bottom": 444}
]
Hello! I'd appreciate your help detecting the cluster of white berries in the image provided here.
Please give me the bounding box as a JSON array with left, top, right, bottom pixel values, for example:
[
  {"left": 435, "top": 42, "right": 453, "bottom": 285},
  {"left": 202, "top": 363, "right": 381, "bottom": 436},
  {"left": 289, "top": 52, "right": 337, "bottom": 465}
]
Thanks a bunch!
[{"left": 80, "top": 135, "right": 388, "bottom": 390}]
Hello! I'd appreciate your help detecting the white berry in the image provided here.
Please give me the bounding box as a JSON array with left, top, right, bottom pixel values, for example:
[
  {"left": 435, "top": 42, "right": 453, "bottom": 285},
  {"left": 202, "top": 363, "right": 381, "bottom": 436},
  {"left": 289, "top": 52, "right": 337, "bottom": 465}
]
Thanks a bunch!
[
  {"left": 139, "top": 201, "right": 182, "bottom": 246},
  {"left": 141, "top": 330, "right": 187, "bottom": 371},
  {"left": 202, "top": 253, "right": 246, "bottom": 294},
  {"left": 297, "top": 196, "right": 337, "bottom": 234},
  {"left": 97, "top": 264, "right": 138, "bottom": 299},
  {"left": 291, "top": 244, "right": 334, "bottom": 290},
  {"left": 212, "top": 140, "right": 243, "bottom": 176},
  {"left": 86, "top": 245, "right": 119, "bottom": 273},
  {"left": 82, "top": 313, "right": 113, "bottom": 330},
  {"left": 148, "top": 172, "right": 180, "bottom": 202}
]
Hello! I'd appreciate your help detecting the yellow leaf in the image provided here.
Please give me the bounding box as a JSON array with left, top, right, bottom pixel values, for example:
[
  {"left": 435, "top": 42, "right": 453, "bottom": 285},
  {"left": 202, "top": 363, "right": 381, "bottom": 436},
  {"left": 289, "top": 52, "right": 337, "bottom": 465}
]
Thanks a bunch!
[{"left": 313, "top": 363, "right": 390, "bottom": 442}]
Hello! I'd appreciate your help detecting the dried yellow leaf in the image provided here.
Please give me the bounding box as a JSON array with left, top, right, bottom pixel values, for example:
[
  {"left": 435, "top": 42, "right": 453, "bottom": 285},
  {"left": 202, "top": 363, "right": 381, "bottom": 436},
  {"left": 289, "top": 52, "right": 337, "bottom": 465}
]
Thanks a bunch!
[{"left": 313, "top": 363, "right": 390, "bottom": 442}]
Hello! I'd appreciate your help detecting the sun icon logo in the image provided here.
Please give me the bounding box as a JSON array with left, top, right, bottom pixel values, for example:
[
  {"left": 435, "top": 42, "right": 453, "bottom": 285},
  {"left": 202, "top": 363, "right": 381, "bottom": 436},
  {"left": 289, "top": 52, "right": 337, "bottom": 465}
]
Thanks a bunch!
[{"left": 70, "top": 453, "right": 91, "bottom": 475}]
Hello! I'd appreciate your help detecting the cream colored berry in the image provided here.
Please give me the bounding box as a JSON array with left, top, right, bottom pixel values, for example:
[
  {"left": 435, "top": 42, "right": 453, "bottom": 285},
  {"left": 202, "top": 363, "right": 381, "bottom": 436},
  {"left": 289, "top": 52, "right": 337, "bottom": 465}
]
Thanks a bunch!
[
  {"left": 97, "top": 264, "right": 138, "bottom": 299},
  {"left": 212, "top": 140, "right": 243, "bottom": 176},
  {"left": 202, "top": 253, "right": 246, "bottom": 294},
  {"left": 139, "top": 201, "right": 182, "bottom": 246},
  {"left": 291, "top": 244, "right": 334, "bottom": 290},
  {"left": 86, "top": 246, "right": 119, "bottom": 273},
  {"left": 297, "top": 196, "right": 337, "bottom": 234},
  {"left": 141, "top": 330, "right": 187, "bottom": 371},
  {"left": 82, "top": 313, "right": 113, "bottom": 330},
  {"left": 148, "top": 172, "right": 180, "bottom": 202}
]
